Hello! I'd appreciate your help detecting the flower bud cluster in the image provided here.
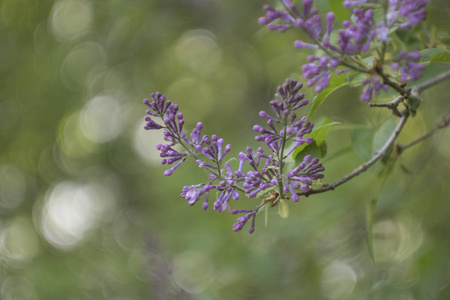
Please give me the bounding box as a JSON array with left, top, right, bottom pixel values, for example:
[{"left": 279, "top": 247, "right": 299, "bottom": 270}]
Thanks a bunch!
[
  {"left": 143, "top": 78, "right": 325, "bottom": 233},
  {"left": 259, "top": 0, "right": 428, "bottom": 100}
]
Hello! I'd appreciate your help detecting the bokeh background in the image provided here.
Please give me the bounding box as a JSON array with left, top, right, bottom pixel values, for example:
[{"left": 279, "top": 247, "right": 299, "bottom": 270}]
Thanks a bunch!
[{"left": 1, "top": 0, "right": 450, "bottom": 299}]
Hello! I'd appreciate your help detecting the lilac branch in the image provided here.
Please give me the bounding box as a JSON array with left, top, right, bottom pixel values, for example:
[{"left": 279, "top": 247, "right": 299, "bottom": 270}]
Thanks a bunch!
[
  {"left": 297, "top": 109, "right": 410, "bottom": 197},
  {"left": 368, "top": 69, "right": 450, "bottom": 115},
  {"left": 412, "top": 69, "right": 450, "bottom": 94},
  {"left": 368, "top": 95, "right": 405, "bottom": 117},
  {"left": 375, "top": 66, "right": 409, "bottom": 95},
  {"left": 396, "top": 112, "right": 450, "bottom": 154}
]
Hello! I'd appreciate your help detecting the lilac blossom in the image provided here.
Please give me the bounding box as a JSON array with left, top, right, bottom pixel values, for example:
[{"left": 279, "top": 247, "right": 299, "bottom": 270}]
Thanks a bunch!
[
  {"left": 285, "top": 155, "right": 324, "bottom": 201},
  {"left": 338, "top": 8, "right": 376, "bottom": 54},
  {"left": 259, "top": 0, "right": 429, "bottom": 100},
  {"left": 302, "top": 55, "right": 340, "bottom": 92},
  {"left": 361, "top": 76, "right": 388, "bottom": 102},
  {"left": 387, "top": 0, "right": 430, "bottom": 29},
  {"left": 391, "top": 51, "right": 426, "bottom": 82},
  {"left": 232, "top": 209, "right": 257, "bottom": 234},
  {"left": 143, "top": 78, "right": 325, "bottom": 233}
]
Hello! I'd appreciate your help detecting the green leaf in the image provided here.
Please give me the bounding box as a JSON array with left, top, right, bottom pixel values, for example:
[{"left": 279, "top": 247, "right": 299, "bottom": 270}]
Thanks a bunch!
[
  {"left": 373, "top": 118, "right": 396, "bottom": 154},
  {"left": 278, "top": 199, "right": 289, "bottom": 219},
  {"left": 419, "top": 48, "right": 448, "bottom": 63},
  {"left": 350, "top": 128, "right": 375, "bottom": 161},
  {"left": 318, "top": 141, "right": 328, "bottom": 158},
  {"left": 373, "top": 118, "right": 396, "bottom": 164},
  {"left": 363, "top": 55, "right": 376, "bottom": 67},
  {"left": 348, "top": 71, "right": 366, "bottom": 87},
  {"left": 293, "top": 141, "right": 322, "bottom": 164},
  {"left": 407, "top": 95, "right": 422, "bottom": 116},
  {"left": 366, "top": 197, "right": 378, "bottom": 262},
  {"left": 429, "top": 51, "right": 450, "bottom": 64},
  {"left": 400, "top": 163, "right": 413, "bottom": 175},
  {"left": 307, "top": 73, "right": 348, "bottom": 121},
  {"left": 292, "top": 121, "right": 340, "bottom": 160}
]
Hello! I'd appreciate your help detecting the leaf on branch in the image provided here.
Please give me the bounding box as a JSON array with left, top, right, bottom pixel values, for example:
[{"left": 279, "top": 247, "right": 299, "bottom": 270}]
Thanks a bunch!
[
  {"left": 429, "top": 51, "right": 450, "bottom": 64},
  {"left": 400, "top": 163, "right": 413, "bottom": 175},
  {"left": 419, "top": 48, "right": 448, "bottom": 64},
  {"left": 351, "top": 118, "right": 396, "bottom": 165},
  {"left": 307, "top": 73, "right": 348, "bottom": 121},
  {"left": 407, "top": 95, "right": 422, "bottom": 117},
  {"left": 351, "top": 128, "right": 375, "bottom": 161},
  {"left": 373, "top": 118, "right": 396, "bottom": 164},
  {"left": 293, "top": 141, "right": 324, "bottom": 163},
  {"left": 292, "top": 119, "right": 340, "bottom": 161},
  {"left": 278, "top": 199, "right": 289, "bottom": 219}
]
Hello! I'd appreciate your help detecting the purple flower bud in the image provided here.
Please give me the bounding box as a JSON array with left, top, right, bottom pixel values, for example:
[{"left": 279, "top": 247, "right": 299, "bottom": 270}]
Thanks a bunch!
[
  {"left": 294, "top": 40, "right": 319, "bottom": 49},
  {"left": 248, "top": 215, "right": 256, "bottom": 234},
  {"left": 302, "top": 0, "right": 313, "bottom": 18}
]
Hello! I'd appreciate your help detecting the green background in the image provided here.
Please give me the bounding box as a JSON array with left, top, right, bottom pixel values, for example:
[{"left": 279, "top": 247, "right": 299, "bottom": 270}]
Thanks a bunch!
[{"left": 1, "top": 0, "right": 450, "bottom": 299}]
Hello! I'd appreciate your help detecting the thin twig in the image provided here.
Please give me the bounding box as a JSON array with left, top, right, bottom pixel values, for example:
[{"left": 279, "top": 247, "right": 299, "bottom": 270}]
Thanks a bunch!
[
  {"left": 396, "top": 113, "right": 450, "bottom": 154},
  {"left": 413, "top": 69, "right": 450, "bottom": 94},
  {"left": 368, "top": 95, "right": 405, "bottom": 116},
  {"left": 297, "top": 110, "right": 410, "bottom": 197},
  {"left": 368, "top": 95, "right": 404, "bottom": 108}
]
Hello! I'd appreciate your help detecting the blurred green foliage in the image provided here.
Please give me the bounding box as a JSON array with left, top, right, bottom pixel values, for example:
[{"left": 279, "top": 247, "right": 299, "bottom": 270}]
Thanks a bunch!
[{"left": 0, "top": 0, "right": 450, "bottom": 299}]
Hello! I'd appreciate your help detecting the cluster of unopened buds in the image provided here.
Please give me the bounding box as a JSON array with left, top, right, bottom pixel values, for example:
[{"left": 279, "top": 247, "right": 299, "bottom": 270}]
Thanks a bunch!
[
  {"left": 259, "top": 0, "right": 428, "bottom": 100},
  {"left": 144, "top": 0, "right": 431, "bottom": 233},
  {"left": 144, "top": 79, "right": 324, "bottom": 233}
]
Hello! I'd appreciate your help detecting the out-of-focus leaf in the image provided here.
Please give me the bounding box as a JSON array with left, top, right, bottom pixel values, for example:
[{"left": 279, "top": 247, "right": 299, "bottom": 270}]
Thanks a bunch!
[
  {"left": 348, "top": 71, "right": 366, "bottom": 87},
  {"left": 307, "top": 73, "right": 348, "bottom": 120},
  {"left": 351, "top": 128, "right": 375, "bottom": 161},
  {"left": 278, "top": 199, "right": 289, "bottom": 219},
  {"left": 429, "top": 51, "right": 450, "bottom": 64},
  {"left": 373, "top": 118, "right": 396, "bottom": 164},
  {"left": 363, "top": 56, "right": 376, "bottom": 67},
  {"left": 400, "top": 163, "right": 413, "bottom": 175},
  {"left": 373, "top": 118, "right": 396, "bottom": 153},
  {"left": 419, "top": 48, "right": 447, "bottom": 63},
  {"left": 407, "top": 95, "right": 422, "bottom": 116},
  {"left": 318, "top": 141, "right": 328, "bottom": 158}
]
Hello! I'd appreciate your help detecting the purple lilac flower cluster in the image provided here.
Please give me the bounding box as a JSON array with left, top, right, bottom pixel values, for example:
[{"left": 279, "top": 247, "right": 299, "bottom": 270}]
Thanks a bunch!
[
  {"left": 259, "top": 0, "right": 429, "bottom": 101},
  {"left": 144, "top": 78, "right": 325, "bottom": 233}
]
